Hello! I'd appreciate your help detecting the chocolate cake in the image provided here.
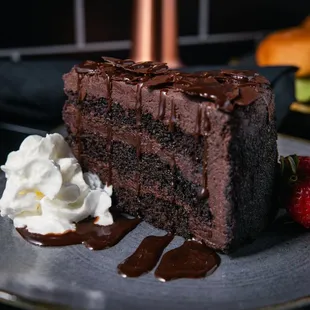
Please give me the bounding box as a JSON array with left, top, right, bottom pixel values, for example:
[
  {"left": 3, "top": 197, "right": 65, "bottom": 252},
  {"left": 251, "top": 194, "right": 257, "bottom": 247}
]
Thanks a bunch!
[{"left": 62, "top": 57, "right": 278, "bottom": 252}]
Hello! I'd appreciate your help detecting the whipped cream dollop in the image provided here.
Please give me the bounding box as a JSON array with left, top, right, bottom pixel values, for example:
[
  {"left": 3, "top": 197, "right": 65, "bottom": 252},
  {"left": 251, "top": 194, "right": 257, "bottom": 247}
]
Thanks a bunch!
[{"left": 0, "top": 133, "right": 113, "bottom": 235}]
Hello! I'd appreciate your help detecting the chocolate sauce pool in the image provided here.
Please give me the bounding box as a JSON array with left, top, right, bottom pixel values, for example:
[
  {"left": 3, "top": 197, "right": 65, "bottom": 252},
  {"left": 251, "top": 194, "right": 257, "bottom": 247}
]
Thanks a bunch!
[
  {"left": 17, "top": 216, "right": 141, "bottom": 250},
  {"left": 155, "top": 240, "right": 220, "bottom": 282},
  {"left": 17, "top": 216, "right": 220, "bottom": 282},
  {"left": 118, "top": 234, "right": 174, "bottom": 277}
]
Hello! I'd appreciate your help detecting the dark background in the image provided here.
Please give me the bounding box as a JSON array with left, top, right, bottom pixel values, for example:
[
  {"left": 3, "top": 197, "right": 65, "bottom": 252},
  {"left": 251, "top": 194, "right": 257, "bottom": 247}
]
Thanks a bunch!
[{"left": 0, "top": 0, "right": 309, "bottom": 64}]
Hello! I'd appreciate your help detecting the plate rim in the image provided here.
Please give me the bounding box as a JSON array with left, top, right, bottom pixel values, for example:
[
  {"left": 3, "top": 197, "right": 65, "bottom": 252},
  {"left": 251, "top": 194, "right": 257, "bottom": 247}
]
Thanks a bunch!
[
  {"left": 0, "top": 289, "right": 310, "bottom": 310},
  {"left": 0, "top": 290, "right": 71, "bottom": 310}
]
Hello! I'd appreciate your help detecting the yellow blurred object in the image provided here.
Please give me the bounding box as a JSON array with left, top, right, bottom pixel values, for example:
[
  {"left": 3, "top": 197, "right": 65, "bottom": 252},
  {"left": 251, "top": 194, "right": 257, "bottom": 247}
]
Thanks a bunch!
[
  {"left": 290, "top": 102, "right": 310, "bottom": 114},
  {"left": 256, "top": 16, "right": 310, "bottom": 78}
]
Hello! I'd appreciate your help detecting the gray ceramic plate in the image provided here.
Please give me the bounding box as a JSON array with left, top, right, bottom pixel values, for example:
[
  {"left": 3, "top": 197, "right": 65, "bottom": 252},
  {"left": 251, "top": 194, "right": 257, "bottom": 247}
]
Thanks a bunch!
[{"left": 1, "top": 134, "right": 310, "bottom": 310}]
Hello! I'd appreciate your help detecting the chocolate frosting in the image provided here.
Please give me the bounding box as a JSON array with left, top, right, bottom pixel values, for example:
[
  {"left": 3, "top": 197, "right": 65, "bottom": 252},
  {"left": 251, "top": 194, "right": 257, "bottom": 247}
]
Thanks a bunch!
[{"left": 74, "top": 57, "right": 270, "bottom": 113}]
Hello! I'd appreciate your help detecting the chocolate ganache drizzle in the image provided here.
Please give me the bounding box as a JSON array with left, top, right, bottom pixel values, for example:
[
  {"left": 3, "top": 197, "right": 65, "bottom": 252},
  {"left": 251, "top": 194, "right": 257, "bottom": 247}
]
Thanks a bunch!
[{"left": 75, "top": 56, "right": 270, "bottom": 114}]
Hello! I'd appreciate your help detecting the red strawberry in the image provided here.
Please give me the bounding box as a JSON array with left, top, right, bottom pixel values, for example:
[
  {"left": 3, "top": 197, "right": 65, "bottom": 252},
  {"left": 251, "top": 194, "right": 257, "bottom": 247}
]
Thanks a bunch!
[
  {"left": 295, "top": 156, "right": 310, "bottom": 174},
  {"left": 281, "top": 155, "right": 310, "bottom": 228}
]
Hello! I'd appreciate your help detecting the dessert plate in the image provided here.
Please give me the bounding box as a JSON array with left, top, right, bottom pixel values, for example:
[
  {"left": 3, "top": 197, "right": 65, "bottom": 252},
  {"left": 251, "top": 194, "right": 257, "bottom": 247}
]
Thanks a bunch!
[{"left": 1, "top": 134, "right": 310, "bottom": 310}]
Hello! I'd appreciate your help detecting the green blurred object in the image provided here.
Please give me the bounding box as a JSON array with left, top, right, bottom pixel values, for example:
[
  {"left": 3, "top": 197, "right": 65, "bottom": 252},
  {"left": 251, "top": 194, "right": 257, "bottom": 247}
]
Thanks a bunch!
[{"left": 295, "top": 78, "right": 310, "bottom": 103}]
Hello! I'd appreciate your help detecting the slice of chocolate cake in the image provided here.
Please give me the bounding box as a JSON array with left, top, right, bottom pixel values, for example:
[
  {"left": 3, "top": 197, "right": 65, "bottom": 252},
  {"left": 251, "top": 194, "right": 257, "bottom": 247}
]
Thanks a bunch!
[{"left": 63, "top": 57, "right": 278, "bottom": 252}]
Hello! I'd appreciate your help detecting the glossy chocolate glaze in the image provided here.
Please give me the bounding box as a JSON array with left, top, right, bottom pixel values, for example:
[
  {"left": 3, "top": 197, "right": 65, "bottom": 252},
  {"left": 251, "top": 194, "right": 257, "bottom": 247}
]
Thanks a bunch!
[
  {"left": 201, "top": 106, "right": 211, "bottom": 199},
  {"left": 75, "top": 57, "right": 270, "bottom": 114},
  {"left": 118, "top": 234, "right": 174, "bottom": 278},
  {"left": 17, "top": 216, "right": 141, "bottom": 250},
  {"left": 106, "top": 124, "right": 113, "bottom": 186},
  {"left": 154, "top": 240, "right": 220, "bottom": 282}
]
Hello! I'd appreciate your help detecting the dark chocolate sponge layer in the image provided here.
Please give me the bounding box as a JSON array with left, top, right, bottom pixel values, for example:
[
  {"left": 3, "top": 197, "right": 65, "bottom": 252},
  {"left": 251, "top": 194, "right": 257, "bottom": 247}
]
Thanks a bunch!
[
  {"left": 118, "top": 188, "right": 191, "bottom": 238},
  {"left": 67, "top": 134, "right": 209, "bottom": 209},
  {"left": 66, "top": 96, "right": 204, "bottom": 164},
  {"left": 63, "top": 57, "right": 278, "bottom": 252}
]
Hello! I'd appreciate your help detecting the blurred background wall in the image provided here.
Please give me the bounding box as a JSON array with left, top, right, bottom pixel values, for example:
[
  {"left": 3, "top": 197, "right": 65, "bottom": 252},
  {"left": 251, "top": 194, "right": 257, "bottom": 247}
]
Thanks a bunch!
[
  {"left": 0, "top": 0, "right": 309, "bottom": 65},
  {"left": 0, "top": 0, "right": 309, "bottom": 162}
]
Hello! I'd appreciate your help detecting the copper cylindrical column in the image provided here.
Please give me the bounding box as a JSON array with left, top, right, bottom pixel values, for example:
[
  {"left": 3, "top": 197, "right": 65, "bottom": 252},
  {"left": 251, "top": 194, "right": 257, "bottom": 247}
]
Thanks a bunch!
[
  {"left": 161, "top": 0, "right": 182, "bottom": 68},
  {"left": 131, "top": 0, "right": 157, "bottom": 62}
]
